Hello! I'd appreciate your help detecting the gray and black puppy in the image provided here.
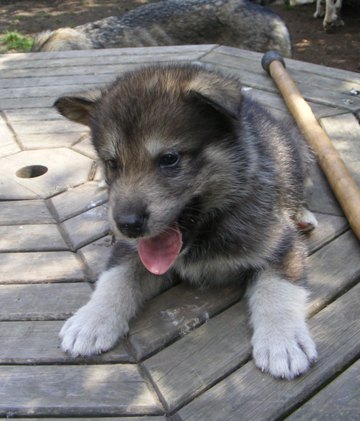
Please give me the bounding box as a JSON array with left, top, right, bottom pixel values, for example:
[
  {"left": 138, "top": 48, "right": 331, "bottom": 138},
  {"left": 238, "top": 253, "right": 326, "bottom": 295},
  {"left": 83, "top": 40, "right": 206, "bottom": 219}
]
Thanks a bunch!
[{"left": 55, "top": 63, "right": 317, "bottom": 380}]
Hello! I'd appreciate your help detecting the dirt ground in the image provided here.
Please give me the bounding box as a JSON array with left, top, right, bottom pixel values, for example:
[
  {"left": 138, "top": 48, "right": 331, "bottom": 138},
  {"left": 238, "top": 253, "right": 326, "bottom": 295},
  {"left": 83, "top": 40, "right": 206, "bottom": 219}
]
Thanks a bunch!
[{"left": 0, "top": 0, "right": 359, "bottom": 72}]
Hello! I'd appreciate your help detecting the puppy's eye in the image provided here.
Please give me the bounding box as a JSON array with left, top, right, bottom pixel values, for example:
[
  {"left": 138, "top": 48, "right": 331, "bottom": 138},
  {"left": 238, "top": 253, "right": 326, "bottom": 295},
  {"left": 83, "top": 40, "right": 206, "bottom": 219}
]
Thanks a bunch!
[
  {"left": 106, "top": 159, "right": 118, "bottom": 170},
  {"left": 159, "top": 151, "right": 181, "bottom": 169}
]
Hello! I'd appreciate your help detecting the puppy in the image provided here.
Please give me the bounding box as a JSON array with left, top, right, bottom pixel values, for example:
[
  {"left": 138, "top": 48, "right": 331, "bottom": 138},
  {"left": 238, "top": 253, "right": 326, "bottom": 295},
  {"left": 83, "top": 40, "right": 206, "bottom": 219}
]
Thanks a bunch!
[{"left": 55, "top": 63, "right": 317, "bottom": 379}]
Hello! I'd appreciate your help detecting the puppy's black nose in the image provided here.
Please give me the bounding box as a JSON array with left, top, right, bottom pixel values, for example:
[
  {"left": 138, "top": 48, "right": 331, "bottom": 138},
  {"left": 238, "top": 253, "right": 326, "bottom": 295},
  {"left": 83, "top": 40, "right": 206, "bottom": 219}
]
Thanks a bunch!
[{"left": 115, "top": 213, "right": 147, "bottom": 238}]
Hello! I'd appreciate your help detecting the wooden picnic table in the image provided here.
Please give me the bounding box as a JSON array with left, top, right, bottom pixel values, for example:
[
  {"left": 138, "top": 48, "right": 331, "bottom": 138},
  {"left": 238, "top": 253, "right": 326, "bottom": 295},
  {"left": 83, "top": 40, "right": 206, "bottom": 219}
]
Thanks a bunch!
[{"left": 0, "top": 45, "right": 359, "bottom": 420}]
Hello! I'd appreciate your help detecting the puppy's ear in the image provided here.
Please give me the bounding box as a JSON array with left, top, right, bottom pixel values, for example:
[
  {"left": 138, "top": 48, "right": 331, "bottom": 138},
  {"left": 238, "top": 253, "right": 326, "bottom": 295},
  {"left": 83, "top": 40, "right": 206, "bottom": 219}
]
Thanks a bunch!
[
  {"left": 187, "top": 73, "right": 241, "bottom": 120},
  {"left": 54, "top": 89, "right": 102, "bottom": 126}
]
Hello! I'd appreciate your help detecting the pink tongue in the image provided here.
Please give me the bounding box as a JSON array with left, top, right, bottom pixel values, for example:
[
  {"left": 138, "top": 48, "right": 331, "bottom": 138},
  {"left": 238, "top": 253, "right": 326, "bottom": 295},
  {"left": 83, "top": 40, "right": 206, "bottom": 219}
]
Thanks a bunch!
[{"left": 138, "top": 224, "right": 182, "bottom": 275}]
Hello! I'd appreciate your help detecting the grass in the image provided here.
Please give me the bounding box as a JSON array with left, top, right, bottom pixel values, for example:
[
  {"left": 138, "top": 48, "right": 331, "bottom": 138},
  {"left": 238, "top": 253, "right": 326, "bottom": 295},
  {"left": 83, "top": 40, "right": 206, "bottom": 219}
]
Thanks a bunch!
[{"left": 0, "top": 31, "right": 34, "bottom": 52}]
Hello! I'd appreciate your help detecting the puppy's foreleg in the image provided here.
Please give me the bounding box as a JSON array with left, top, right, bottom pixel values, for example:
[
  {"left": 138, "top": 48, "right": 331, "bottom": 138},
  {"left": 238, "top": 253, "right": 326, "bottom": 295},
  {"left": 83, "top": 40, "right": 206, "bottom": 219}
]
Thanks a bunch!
[
  {"left": 247, "top": 271, "right": 317, "bottom": 379},
  {"left": 60, "top": 262, "right": 167, "bottom": 356}
]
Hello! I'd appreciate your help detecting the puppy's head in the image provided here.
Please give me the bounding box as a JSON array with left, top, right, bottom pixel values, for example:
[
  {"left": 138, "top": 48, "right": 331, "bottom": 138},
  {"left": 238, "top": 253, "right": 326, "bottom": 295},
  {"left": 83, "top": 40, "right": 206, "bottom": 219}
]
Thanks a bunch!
[{"left": 55, "top": 64, "right": 243, "bottom": 274}]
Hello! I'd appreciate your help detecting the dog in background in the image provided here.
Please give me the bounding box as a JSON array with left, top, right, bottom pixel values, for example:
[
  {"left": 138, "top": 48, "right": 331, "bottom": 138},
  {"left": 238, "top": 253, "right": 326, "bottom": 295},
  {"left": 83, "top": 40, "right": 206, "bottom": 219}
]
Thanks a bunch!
[
  {"left": 314, "top": 0, "right": 344, "bottom": 30},
  {"left": 55, "top": 63, "right": 318, "bottom": 380},
  {"left": 32, "top": 0, "right": 292, "bottom": 57}
]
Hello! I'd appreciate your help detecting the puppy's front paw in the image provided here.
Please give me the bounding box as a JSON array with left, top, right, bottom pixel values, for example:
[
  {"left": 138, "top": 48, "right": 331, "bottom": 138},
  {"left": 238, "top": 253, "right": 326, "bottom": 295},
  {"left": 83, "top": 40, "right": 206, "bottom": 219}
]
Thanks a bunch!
[
  {"left": 59, "top": 303, "right": 128, "bottom": 357},
  {"left": 252, "top": 325, "right": 317, "bottom": 380}
]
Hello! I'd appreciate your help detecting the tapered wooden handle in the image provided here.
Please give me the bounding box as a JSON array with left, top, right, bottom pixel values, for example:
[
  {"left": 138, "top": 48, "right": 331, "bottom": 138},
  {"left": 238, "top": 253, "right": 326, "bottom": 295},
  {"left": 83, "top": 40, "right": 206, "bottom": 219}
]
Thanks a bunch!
[{"left": 262, "top": 51, "right": 360, "bottom": 240}]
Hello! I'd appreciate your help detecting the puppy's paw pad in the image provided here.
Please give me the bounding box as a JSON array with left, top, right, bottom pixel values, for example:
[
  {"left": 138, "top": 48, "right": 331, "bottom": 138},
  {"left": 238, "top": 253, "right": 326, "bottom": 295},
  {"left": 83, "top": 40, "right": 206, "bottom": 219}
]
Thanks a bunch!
[
  {"left": 59, "top": 305, "right": 128, "bottom": 357},
  {"left": 252, "top": 329, "right": 317, "bottom": 380}
]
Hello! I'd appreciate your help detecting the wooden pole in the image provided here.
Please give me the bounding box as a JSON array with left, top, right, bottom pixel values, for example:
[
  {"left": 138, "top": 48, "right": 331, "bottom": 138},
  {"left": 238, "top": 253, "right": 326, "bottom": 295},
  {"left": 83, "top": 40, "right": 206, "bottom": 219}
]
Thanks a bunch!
[{"left": 262, "top": 51, "right": 360, "bottom": 240}]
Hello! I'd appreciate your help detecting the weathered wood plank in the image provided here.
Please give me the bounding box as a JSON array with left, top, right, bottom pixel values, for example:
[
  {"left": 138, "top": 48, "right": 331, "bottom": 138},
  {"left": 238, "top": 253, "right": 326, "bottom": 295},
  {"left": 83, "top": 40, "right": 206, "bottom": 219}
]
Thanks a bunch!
[
  {"left": 320, "top": 113, "right": 360, "bottom": 186},
  {"left": 0, "top": 72, "right": 117, "bottom": 89},
  {"left": 60, "top": 204, "right": 110, "bottom": 249},
  {"left": 307, "top": 230, "right": 360, "bottom": 314},
  {"left": 0, "top": 418, "right": 165, "bottom": 421},
  {"left": 0, "top": 224, "right": 68, "bottom": 252},
  {"left": 306, "top": 212, "right": 348, "bottom": 254},
  {"left": 50, "top": 181, "right": 108, "bottom": 222},
  {"left": 78, "top": 235, "right": 113, "bottom": 281},
  {"left": 0, "top": 320, "right": 132, "bottom": 364},
  {"left": 0, "top": 63, "right": 137, "bottom": 81},
  {"left": 0, "top": 116, "right": 20, "bottom": 158},
  {"left": 143, "top": 300, "right": 251, "bottom": 412},
  {"left": 245, "top": 87, "right": 344, "bottom": 119},
  {"left": 200, "top": 50, "right": 360, "bottom": 112},
  {"left": 144, "top": 230, "right": 359, "bottom": 412},
  {"left": 0, "top": 44, "right": 214, "bottom": 64},
  {"left": 287, "top": 360, "right": 360, "bottom": 421},
  {"left": 0, "top": 199, "right": 55, "bottom": 225},
  {"left": 16, "top": 131, "right": 86, "bottom": 150},
  {"left": 306, "top": 162, "right": 343, "bottom": 216},
  {"left": 71, "top": 135, "right": 99, "bottom": 159},
  {"left": 0, "top": 148, "right": 94, "bottom": 200},
  {"left": 4, "top": 107, "right": 69, "bottom": 121},
  {"left": 211, "top": 46, "right": 360, "bottom": 83},
  {"left": 130, "top": 283, "right": 245, "bottom": 361},
  {"left": 320, "top": 113, "right": 360, "bottom": 163},
  {"left": 9, "top": 118, "right": 85, "bottom": 134},
  {"left": 0, "top": 251, "right": 84, "bottom": 284},
  {"left": 0, "top": 51, "right": 208, "bottom": 74},
  {"left": 0, "top": 282, "right": 91, "bottom": 321},
  {"left": 0, "top": 364, "right": 162, "bottom": 417},
  {"left": 176, "top": 283, "right": 360, "bottom": 420}
]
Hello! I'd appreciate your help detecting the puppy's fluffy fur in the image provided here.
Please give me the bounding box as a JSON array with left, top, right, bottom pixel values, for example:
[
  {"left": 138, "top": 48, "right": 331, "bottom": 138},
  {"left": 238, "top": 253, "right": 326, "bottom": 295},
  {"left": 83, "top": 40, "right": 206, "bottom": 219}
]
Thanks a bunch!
[{"left": 55, "top": 63, "right": 317, "bottom": 380}]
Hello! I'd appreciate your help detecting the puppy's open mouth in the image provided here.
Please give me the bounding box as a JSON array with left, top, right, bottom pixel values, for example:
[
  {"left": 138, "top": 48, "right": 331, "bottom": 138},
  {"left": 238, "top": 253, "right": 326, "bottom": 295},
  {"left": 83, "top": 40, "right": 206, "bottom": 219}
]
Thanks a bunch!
[
  {"left": 138, "top": 223, "right": 183, "bottom": 276},
  {"left": 137, "top": 196, "right": 201, "bottom": 276}
]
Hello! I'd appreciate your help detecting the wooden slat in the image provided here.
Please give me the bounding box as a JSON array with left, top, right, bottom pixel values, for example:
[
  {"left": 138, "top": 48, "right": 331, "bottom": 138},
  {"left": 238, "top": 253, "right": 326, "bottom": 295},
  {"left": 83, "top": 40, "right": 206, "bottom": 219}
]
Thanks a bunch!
[
  {"left": 143, "top": 230, "right": 359, "bottom": 412},
  {"left": 176, "top": 283, "right": 360, "bottom": 420},
  {"left": 0, "top": 116, "right": 20, "bottom": 158},
  {"left": 200, "top": 50, "right": 360, "bottom": 112},
  {"left": 0, "top": 282, "right": 91, "bottom": 321},
  {"left": 245, "top": 88, "right": 344, "bottom": 119},
  {"left": 0, "top": 418, "right": 165, "bottom": 421},
  {"left": 0, "top": 320, "right": 132, "bottom": 364},
  {"left": 78, "top": 235, "right": 113, "bottom": 281},
  {"left": 307, "top": 230, "right": 360, "bottom": 314},
  {"left": 320, "top": 113, "right": 360, "bottom": 163},
  {"left": 0, "top": 224, "right": 68, "bottom": 252},
  {"left": 130, "top": 283, "right": 245, "bottom": 361},
  {"left": 16, "top": 131, "right": 86, "bottom": 150},
  {"left": 287, "top": 360, "right": 360, "bottom": 420},
  {"left": 60, "top": 204, "right": 110, "bottom": 250},
  {"left": 0, "top": 63, "right": 137, "bottom": 80},
  {"left": 0, "top": 200, "right": 55, "bottom": 225},
  {"left": 0, "top": 51, "right": 208, "bottom": 73},
  {"left": 212, "top": 46, "right": 360, "bottom": 83},
  {"left": 306, "top": 162, "right": 344, "bottom": 216},
  {"left": 50, "top": 181, "right": 108, "bottom": 222},
  {"left": 306, "top": 213, "right": 348, "bottom": 254},
  {"left": 143, "top": 300, "right": 251, "bottom": 412},
  {"left": 8, "top": 119, "right": 85, "bottom": 134},
  {"left": 0, "top": 364, "right": 162, "bottom": 417},
  {"left": 0, "top": 251, "right": 84, "bottom": 284},
  {"left": 0, "top": 44, "right": 215, "bottom": 63}
]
